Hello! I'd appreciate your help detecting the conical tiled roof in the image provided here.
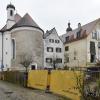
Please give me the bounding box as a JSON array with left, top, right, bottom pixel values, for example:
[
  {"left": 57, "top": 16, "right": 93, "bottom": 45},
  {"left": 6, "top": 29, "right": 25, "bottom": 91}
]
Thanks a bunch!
[{"left": 12, "top": 13, "right": 40, "bottom": 29}]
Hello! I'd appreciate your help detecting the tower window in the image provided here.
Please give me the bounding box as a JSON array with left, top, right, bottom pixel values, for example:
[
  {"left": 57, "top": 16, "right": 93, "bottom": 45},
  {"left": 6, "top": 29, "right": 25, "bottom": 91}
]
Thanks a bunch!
[{"left": 10, "top": 10, "right": 13, "bottom": 16}]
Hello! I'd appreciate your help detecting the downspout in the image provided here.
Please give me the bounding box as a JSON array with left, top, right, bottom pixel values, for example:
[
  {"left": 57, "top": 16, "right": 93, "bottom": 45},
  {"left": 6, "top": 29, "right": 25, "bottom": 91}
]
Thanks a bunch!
[{"left": 1, "top": 32, "right": 4, "bottom": 71}]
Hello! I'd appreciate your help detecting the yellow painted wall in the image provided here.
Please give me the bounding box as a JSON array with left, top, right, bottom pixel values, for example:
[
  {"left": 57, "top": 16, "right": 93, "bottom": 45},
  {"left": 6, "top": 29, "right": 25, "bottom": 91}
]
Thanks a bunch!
[
  {"left": 28, "top": 70, "right": 48, "bottom": 90},
  {"left": 28, "top": 70, "right": 84, "bottom": 100},
  {"left": 50, "top": 70, "right": 82, "bottom": 100}
]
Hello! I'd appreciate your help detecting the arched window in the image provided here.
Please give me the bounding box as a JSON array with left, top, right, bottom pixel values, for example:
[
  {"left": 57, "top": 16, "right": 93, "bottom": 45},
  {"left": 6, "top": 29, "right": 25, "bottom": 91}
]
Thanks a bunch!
[
  {"left": 10, "top": 10, "right": 13, "bottom": 16},
  {"left": 12, "top": 39, "right": 15, "bottom": 59}
]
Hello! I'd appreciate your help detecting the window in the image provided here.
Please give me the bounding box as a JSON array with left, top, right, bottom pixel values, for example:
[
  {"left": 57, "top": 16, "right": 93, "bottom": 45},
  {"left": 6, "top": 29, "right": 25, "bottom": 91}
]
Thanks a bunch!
[
  {"left": 55, "top": 40, "right": 60, "bottom": 43},
  {"left": 65, "top": 36, "right": 69, "bottom": 42},
  {"left": 12, "top": 39, "right": 15, "bottom": 59},
  {"left": 49, "top": 39, "right": 54, "bottom": 43},
  {"left": 65, "top": 46, "right": 69, "bottom": 51},
  {"left": 10, "top": 10, "right": 13, "bottom": 16},
  {"left": 74, "top": 57, "right": 76, "bottom": 60},
  {"left": 90, "top": 41, "right": 96, "bottom": 63},
  {"left": 98, "top": 42, "right": 100, "bottom": 48},
  {"left": 74, "top": 50, "right": 77, "bottom": 60},
  {"left": 56, "top": 58, "right": 62, "bottom": 63},
  {"left": 77, "top": 31, "right": 81, "bottom": 38},
  {"left": 46, "top": 58, "right": 52, "bottom": 63},
  {"left": 92, "top": 32, "right": 97, "bottom": 39},
  {"left": 56, "top": 48, "right": 61, "bottom": 52},
  {"left": 6, "top": 52, "right": 8, "bottom": 55},
  {"left": 64, "top": 53, "right": 69, "bottom": 63},
  {"left": 65, "top": 57, "right": 69, "bottom": 63},
  {"left": 47, "top": 47, "right": 53, "bottom": 52}
]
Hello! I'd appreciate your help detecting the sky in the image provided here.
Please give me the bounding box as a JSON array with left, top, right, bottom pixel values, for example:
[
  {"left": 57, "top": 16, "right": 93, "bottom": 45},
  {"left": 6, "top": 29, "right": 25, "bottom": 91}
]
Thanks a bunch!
[{"left": 0, "top": 0, "right": 100, "bottom": 35}]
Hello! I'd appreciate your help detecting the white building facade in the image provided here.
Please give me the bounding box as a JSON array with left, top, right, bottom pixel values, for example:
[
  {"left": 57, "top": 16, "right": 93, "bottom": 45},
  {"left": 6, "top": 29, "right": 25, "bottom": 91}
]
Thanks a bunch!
[
  {"left": 61, "top": 20, "right": 100, "bottom": 69},
  {"left": 43, "top": 28, "right": 64, "bottom": 69}
]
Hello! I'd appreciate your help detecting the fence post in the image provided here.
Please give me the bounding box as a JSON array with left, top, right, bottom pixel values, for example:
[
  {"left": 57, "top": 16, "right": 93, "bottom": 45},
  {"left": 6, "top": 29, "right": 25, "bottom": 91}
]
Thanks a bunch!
[
  {"left": 23, "top": 72, "right": 28, "bottom": 87},
  {"left": 45, "top": 69, "right": 51, "bottom": 93}
]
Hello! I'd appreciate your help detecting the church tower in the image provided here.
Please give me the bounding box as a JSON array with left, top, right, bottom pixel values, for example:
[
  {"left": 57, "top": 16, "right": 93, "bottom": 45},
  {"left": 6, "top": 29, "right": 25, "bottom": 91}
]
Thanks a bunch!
[{"left": 6, "top": 3, "right": 15, "bottom": 29}]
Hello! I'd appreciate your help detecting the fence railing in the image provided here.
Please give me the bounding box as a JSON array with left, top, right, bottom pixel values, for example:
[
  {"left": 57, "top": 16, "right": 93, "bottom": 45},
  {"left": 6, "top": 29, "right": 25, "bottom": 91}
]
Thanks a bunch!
[{"left": 0, "top": 71, "right": 26, "bottom": 87}]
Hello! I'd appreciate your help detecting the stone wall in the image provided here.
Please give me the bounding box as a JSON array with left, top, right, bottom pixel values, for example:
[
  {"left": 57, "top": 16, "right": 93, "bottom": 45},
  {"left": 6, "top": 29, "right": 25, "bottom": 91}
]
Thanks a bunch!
[{"left": 11, "top": 27, "right": 44, "bottom": 70}]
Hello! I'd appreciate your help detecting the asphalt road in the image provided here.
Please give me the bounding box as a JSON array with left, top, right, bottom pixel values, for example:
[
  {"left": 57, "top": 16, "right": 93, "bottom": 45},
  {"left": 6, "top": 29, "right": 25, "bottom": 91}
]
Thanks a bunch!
[{"left": 0, "top": 80, "right": 66, "bottom": 100}]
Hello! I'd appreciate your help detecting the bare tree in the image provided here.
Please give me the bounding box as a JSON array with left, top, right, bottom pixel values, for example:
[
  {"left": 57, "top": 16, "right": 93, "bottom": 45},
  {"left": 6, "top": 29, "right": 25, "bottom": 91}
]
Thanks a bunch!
[
  {"left": 19, "top": 53, "right": 33, "bottom": 87},
  {"left": 20, "top": 53, "right": 33, "bottom": 72}
]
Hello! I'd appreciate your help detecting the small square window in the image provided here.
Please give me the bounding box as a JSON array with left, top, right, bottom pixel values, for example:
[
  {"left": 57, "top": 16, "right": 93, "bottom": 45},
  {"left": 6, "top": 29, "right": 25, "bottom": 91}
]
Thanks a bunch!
[
  {"left": 56, "top": 58, "right": 62, "bottom": 63},
  {"left": 55, "top": 40, "right": 60, "bottom": 43},
  {"left": 56, "top": 48, "right": 61, "bottom": 52},
  {"left": 65, "top": 46, "right": 69, "bottom": 51},
  {"left": 47, "top": 47, "right": 53, "bottom": 52},
  {"left": 49, "top": 39, "right": 54, "bottom": 43},
  {"left": 46, "top": 58, "right": 52, "bottom": 63}
]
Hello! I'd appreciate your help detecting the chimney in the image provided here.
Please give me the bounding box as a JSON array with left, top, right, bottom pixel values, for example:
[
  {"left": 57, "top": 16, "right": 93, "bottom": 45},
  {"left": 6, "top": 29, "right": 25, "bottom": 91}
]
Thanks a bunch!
[
  {"left": 78, "top": 23, "right": 82, "bottom": 31},
  {"left": 66, "top": 22, "right": 72, "bottom": 33}
]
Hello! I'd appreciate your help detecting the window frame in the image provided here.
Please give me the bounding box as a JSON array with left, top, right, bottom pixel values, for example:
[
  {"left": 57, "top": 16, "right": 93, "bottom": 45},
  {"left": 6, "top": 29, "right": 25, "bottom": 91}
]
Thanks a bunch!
[
  {"left": 65, "top": 36, "right": 69, "bottom": 42},
  {"left": 49, "top": 39, "right": 54, "bottom": 43},
  {"left": 56, "top": 47, "right": 61, "bottom": 53},
  {"left": 55, "top": 40, "right": 60, "bottom": 43},
  {"left": 47, "top": 47, "right": 53, "bottom": 52},
  {"left": 56, "top": 58, "right": 62, "bottom": 63},
  {"left": 10, "top": 10, "right": 13, "bottom": 16},
  {"left": 46, "top": 58, "right": 52, "bottom": 63},
  {"left": 65, "top": 46, "right": 69, "bottom": 51},
  {"left": 12, "top": 38, "right": 16, "bottom": 59}
]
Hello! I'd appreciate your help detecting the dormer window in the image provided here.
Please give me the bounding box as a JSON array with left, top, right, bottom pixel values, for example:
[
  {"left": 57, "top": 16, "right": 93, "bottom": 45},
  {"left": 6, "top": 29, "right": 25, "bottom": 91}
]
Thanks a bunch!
[
  {"left": 10, "top": 10, "right": 13, "bottom": 16},
  {"left": 65, "top": 36, "right": 69, "bottom": 42},
  {"left": 92, "top": 31, "right": 97, "bottom": 40},
  {"left": 76, "top": 31, "right": 81, "bottom": 38}
]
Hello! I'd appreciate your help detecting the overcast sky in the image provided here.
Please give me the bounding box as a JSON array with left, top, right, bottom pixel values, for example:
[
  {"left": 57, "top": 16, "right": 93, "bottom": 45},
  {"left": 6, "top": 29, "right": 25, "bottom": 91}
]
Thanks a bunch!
[{"left": 0, "top": 0, "right": 100, "bottom": 35}]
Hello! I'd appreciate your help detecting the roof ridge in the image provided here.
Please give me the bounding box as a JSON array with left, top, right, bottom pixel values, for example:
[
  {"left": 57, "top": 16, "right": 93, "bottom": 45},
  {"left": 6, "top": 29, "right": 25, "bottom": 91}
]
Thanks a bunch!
[{"left": 11, "top": 13, "right": 40, "bottom": 29}]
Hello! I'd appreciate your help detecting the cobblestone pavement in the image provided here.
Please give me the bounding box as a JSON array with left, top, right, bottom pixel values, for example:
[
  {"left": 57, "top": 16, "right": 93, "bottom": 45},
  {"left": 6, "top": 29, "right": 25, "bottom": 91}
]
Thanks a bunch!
[{"left": 0, "top": 80, "right": 66, "bottom": 100}]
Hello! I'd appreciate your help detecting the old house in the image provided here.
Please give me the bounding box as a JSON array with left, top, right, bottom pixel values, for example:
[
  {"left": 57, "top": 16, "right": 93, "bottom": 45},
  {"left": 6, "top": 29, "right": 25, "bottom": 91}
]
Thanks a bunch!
[
  {"left": 61, "top": 20, "right": 100, "bottom": 69},
  {"left": 43, "top": 28, "right": 64, "bottom": 69}
]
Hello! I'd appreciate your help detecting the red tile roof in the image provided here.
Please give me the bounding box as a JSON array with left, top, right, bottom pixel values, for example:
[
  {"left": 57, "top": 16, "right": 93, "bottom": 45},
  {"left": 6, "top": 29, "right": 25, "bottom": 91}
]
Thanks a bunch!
[{"left": 63, "top": 18, "right": 100, "bottom": 44}]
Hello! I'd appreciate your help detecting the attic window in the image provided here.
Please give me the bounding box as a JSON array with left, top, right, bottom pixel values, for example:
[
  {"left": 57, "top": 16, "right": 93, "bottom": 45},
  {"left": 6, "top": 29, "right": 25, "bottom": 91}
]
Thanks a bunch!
[
  {"left": 49, "top": 39, "right": 54, "bottom": 43},
  {"left": 55, "top": 40, "right": 60, "bottom": 43},
  {"left": 10, "top": 10, "right": 13, "bottom": 16}
]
